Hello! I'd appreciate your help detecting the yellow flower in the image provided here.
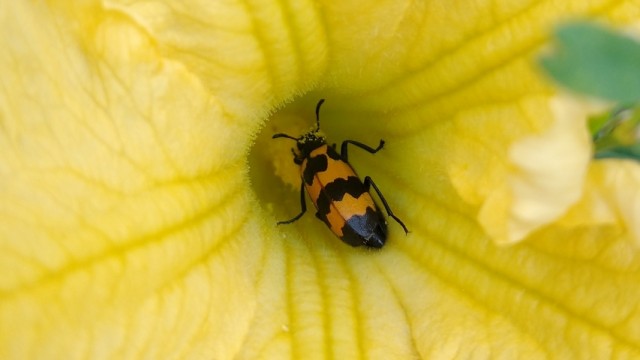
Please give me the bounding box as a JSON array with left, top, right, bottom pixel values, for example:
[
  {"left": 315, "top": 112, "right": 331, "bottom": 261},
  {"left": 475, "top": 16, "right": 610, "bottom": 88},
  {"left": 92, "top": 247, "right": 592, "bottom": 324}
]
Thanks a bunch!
[{"left": 1, "top": 1, "right": 640, "bottom": 359}]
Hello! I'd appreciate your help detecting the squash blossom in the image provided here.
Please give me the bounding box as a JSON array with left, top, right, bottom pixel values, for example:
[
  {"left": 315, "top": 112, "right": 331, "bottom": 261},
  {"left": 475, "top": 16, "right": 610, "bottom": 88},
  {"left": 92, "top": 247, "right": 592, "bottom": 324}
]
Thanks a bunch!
[{"left": 1, "top": 1, "right": 640, "bottom": 359}]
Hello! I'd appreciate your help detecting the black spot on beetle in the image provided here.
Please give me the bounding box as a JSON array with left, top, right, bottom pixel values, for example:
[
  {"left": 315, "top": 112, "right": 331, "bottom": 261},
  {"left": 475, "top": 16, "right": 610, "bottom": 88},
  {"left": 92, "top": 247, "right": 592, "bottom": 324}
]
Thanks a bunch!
[
  {"left": 303, "top": 155, "right": 328, "bottom": 185},
  {"left": 315, "top": 177, "right": 366, "bottom": 219}
]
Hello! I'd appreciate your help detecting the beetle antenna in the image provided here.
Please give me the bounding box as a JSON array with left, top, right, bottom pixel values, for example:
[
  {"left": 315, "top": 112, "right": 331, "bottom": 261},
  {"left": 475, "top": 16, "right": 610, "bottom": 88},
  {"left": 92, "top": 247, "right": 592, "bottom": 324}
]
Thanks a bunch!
[
  {"left": 272, "top": 133, "right": 299, "bottom": 141},
  {"left": 315, "top": 99, "right": 325, "bottom": 132}
]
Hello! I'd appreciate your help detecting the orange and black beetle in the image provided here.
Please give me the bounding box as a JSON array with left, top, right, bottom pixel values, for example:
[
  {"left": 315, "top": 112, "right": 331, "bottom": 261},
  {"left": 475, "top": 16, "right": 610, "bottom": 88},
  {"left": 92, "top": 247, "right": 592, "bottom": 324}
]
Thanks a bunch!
[{"left": 273, "top": 99, "right": 408, "bottom": 248}]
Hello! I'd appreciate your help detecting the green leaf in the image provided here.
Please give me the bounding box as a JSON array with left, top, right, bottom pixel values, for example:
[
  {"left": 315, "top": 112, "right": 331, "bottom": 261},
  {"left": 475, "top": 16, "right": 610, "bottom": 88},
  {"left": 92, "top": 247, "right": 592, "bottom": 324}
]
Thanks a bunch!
[
  {"left": 594, "top": 145, "right": 640, "bottom": 160},
  {"left": 541, "top": 22, "right": 640, "bottom": 103}
]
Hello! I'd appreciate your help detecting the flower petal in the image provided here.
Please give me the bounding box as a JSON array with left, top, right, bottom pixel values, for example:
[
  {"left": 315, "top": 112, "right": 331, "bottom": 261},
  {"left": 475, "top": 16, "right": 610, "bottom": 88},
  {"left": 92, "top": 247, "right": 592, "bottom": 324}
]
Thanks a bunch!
[
  {"left": 0, "top": 2, "right": 264, "bottom": 358},
  {"left": 105, "top": 0, "right": 329, "bottom": 108},
  {"left": 594, "top": 161, "right": 640, "bottom": 244},
  {"left": 243, "top": 0, "right": 640, "bottom": 356},
  {"left": 561, "top": 160, "right": 640, "bottom": 245},
  {"left": 501, "top": 96, "right": 591, "bottom": 243},
  {"left": 4, "top": 0, "right": 640, "bottom": 359}
]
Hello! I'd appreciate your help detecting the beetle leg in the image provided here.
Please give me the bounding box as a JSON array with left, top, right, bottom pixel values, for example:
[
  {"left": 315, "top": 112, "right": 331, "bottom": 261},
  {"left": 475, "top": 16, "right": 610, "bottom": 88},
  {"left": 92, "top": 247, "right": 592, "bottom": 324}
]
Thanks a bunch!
[
  {"left": 277, "top": 179, "right": 307, "bottom": 225},
  {"left": 340, "top": 139, "right": 385, "bottom": 162},
  {"left": 364, "top": 176, "right": 409, "bottom": 234}
]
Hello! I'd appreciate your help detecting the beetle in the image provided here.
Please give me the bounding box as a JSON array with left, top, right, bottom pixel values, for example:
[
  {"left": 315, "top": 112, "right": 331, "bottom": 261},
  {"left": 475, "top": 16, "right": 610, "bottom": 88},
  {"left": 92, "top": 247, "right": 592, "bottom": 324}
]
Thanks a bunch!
[{"left": 272, "top": 99, "right": 408, "bottom": 248}]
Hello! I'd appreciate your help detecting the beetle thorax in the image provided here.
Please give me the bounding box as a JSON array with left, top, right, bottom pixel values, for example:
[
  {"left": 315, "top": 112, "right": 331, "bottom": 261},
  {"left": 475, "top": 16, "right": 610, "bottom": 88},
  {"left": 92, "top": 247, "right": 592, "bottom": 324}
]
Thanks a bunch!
[{"left": 295, "top": 131, "right": 326, "bottom": 159}]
